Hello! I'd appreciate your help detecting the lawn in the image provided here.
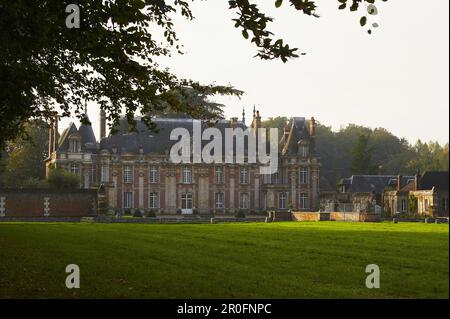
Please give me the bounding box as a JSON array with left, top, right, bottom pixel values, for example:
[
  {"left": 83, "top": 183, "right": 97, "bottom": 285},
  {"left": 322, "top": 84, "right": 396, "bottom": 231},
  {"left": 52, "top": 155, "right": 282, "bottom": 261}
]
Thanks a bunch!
[{"left": 0, "top": 221, "right": 448, "bottom": 298}]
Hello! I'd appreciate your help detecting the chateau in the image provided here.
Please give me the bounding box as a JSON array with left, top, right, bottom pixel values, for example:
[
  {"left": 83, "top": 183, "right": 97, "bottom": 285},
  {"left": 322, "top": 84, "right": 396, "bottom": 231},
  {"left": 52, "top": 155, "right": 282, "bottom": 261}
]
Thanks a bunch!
[{"left": 45, "top": 108, "right": 320, "bottom": 214}]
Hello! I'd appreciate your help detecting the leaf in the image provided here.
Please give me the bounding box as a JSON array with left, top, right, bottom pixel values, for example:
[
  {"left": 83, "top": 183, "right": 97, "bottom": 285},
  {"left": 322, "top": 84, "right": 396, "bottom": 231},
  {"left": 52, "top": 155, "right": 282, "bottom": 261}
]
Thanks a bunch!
[{"left": 275, "top": 0, "right": 283, "bottom": 8}]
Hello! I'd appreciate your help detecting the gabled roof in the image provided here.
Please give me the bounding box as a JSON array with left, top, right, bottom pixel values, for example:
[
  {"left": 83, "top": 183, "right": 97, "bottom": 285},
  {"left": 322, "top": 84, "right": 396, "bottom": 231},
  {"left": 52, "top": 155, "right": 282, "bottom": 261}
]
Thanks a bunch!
[
  {"left": 420, "top": 171, "right": 449, "bottom": 191},
  {"left": 341, "top": 175, "right": 414, "bottom": 194},
  {"left": 281, "top": 117, "right": 314, "bottom": 156}
]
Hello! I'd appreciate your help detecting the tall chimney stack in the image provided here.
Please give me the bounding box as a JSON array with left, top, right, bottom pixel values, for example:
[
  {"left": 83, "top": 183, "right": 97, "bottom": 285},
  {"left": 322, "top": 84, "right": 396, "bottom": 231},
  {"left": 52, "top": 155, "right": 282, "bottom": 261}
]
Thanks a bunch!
[
  {"left": 309, "top": 117, "right": 316, "bottom": 137},
  {"left": 397, "top": 175, "right": 402, "bottom": 191},
  {"left": 52, "top": 113, "right": 59, "bottom": 153},
  {"left": 100, "top": 109, "right": 106, "bottom": 140}
]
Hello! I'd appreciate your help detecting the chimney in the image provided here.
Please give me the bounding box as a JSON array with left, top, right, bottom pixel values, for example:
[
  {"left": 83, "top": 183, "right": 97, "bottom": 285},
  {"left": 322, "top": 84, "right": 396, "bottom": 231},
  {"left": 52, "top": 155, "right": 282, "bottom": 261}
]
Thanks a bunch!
[
  {"left": 48, "top": 123, "right": 53, "bottom": 159},
  {"left": 414, "top": 171, "right": 421, "bottom": 191},
  {"left": 309, "top": 116, "right": 316, "bottom": 137},
  {"left": 230, "top": 117, "right": 238, "bottom": 129},
  {"left": 255, "top": 110, "right": 261, "bottom": 128},
  {"left": 283, "top": 121, "right": 290, "bottom": 141},
  {"left": 52, "top": 113, "right": 59, "bottom": 153},
  {"left": 100, "top": 109, "right": 106, "bottom": 140},
  {"left": 397, "top": 175, "right": 402, "bottom": 191}
]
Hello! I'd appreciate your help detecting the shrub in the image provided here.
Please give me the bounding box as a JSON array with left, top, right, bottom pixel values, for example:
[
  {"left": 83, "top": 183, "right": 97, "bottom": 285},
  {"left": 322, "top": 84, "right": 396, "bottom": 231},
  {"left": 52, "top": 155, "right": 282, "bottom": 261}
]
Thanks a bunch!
[
  {"left": 46, "top": 168, "right": 80, "bottom": 189},
  {"left": 235, "top": 210, "right": 246, "bottom": 218},
  {"left": 133, "top": 209, "right": 143, "bottom": 218},
  {"left": 176, "top": 209, "right": 182, "bottom": 215},
  {"left": 146, "top": 210, "right": 156, "bottom": 218},
  {"left": 98, "top": 201, "right": 108, "bottom": 215},
  {"left": 123, "top": 209, "right": 131, "bottom": 216},
  {"left": 192, "top": 208, "right": 198, "bottom": 215}
]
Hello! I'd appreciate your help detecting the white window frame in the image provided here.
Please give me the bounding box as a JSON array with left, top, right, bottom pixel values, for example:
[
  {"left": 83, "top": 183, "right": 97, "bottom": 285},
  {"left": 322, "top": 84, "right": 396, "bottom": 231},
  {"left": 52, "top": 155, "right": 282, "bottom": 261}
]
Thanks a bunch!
[
  {"left": 401, "top": 199, "right": 407, "bottom": 212},
  {"left": 181, "top": 193, "right": 193, "bottom": 209},
  {"left": 149, "top": 166, "right": 159, "bottom": 183},
  {"left": 123, "top": 165, "right": 133, "bottom": 183},
  {"left": 279, "top": 192, "right": 287, "bottom": 209},
  {"left": 300, "top": 193, "right": 308, "bottom": 209},
  {"left": 239, "top": 193, "right": 249, "bottom": 209},
  {"left": 215, "top": 192, "right": 224, "bottom": 209},
  {"left": 149, "top": 192, "right": 159, "bottom": 209},
  {"left": 70, "top": 163, "right": 80, "bottom": 176},
  {"left": 299, "top": 167, "right": 309, "bottom": 184},
  {"left": 215, "top": 166, "right": 224, "bottom": 184},
  {"left": 183, "top": 166, "right": 192, "bottom": 184},
  {"left": 101, "top": 165, "right": 109, "bottom": 182},
  {"left": 240, "top": 167, "right": 249, "bottom": 184},
  {"left": 123, "top": 191, "right": 133, "bottom": 209}
]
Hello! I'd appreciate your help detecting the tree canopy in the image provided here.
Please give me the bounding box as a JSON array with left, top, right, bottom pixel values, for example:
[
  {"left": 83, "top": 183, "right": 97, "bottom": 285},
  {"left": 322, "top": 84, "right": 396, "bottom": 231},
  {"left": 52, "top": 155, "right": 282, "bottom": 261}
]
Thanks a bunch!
[{"left": 1, "top": 0, "right": 388, "bottom": 150}]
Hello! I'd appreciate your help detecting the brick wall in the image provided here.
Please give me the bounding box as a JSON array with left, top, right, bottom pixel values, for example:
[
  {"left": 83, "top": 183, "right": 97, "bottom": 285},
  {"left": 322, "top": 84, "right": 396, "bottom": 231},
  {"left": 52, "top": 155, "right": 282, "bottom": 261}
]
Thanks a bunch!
[{"left": 0, "top": 189, "right": 97, "bottom": 218}]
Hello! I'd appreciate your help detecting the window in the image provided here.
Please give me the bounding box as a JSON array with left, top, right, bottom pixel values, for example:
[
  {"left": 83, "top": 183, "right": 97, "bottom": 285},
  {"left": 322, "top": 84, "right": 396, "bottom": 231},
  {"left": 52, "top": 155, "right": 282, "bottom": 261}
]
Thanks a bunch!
[
  {"left": 70, "top": 163, "right": 80, "bottom": 175},
  {"left": 124, "top": 191, "right": 133, "bottom": 209},
  {"left": 123, "top": 165, "right": 133, "bottom": 183},
  {"left": 183, "top": 166, "right": 192, "bottom": 184},
  {"left": 299, "top": 167, "right": 309, "bottom": 184},
  {"left": 299, "top": 144, "right": 309, "bottom": 157},
  {"left": 240, "top": 167, "right": 249, "bottom": 184},
  {"left": 279, "top": 192, "right": 287, "bottom": 209},
  {"left": 215, "top": 192, "right": 224, "bottom": 209},
  {"left": 443, "top": 198, "right": 448, "bottom": 212},
  {"left": 401, "top": 199, "right": 407, "bottom": 212},
  {"left": 149, "top": 166, "right": 159, "bottom": 183},
  {"left": 90, "top": 165, "right": 97, "bottom": 185},
  {"left": 424, "top": 199, "right": 429, "bottom": 212},
  {"left": 215, "top": 166, "right": 224, "bottom": 184},
  {"left": 149, "top": 192, "right": 159, "bottom": 209},
  {"left": 300, "top": 193, "right": 308, "bottom": 209},
  {"left": 240, "top": 193, "right": 249, "bottom": 209},
  {"left": 181, "top": 193, "right": 193, "bottom": 209},
  {"left": 69, "top": 138, "right": 80, "bottom": 153},
  {"left": 101, "top": 165, "right": 109, "bottom": 182}
]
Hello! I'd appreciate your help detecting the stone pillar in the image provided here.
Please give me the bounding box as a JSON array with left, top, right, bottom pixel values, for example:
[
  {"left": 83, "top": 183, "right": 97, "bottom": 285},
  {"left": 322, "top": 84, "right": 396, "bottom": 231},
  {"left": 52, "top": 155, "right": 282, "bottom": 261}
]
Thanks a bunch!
[
  {"left": 254, "top": 173, "right": 260, "bottom": 211},
  {"left": 290, "top": 171, "right": 296, "bottom": 210},
  {"left": 84, "top": 171, "right": 90, "bottom": 189},
  {"left": 0, "top": 196, "right": 5, "bottom": 217},
  {"left": 229, "top": 173, "right": 235, "bottom": 212},
  {"left": 43, "top": 197, "right": 50, "bottom": 217},
  {"left": 138, "top": 172, "right": 144, "bottom": 210}
]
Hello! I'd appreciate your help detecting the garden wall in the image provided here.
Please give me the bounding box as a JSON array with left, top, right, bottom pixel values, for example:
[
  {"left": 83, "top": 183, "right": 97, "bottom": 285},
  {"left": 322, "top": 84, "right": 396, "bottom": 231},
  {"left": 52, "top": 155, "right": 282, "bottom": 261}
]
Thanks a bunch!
[{"left": 0, "top": 189, "right": 97, "bottom": 218}]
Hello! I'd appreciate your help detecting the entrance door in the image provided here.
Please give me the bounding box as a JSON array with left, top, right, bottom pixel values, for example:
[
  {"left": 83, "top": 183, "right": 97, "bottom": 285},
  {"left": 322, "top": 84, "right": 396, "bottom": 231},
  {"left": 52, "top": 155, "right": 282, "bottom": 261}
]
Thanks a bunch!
[{"left": 181, "top": 193, "right": 193, "bottom": 214}]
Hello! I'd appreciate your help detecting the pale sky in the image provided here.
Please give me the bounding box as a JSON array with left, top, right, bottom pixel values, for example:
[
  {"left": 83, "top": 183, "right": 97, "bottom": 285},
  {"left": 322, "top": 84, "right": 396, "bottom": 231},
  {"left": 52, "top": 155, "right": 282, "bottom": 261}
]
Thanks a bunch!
[{"left": 61, "top": 0, "right": 449, "bottom": 145}]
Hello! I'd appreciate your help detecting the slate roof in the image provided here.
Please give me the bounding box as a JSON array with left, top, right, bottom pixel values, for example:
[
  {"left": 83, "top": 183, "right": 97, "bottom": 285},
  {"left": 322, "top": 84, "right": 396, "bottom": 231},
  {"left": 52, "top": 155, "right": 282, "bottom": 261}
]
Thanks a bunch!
[
  {"left": 280, "top": 117, "right": 314, "bottom": 156},
  {"left": 341, "top": 175, "right": 414, "bottom": 194},
  {"left": 420, "top": 171, "right": 449, "bottom": 191},
  {"left": 99, "top": 117, "right": 249, "bottom": 155}
]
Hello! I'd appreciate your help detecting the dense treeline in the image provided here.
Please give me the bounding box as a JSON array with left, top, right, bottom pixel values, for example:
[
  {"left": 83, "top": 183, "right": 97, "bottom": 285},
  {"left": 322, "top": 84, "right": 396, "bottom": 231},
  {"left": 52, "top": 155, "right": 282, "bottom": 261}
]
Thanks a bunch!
[
  {"left": 0, "top": 118, "right": 448, "bottom": 190},
  {"left": 262, "top": 117, "right": 449, "bottom": 190}
]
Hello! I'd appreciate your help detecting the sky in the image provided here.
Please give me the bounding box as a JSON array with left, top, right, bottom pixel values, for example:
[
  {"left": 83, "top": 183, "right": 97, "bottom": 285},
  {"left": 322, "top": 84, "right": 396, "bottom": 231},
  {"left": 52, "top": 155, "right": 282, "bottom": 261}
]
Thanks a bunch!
[{"left": 61, "top": 0, "right": 449, "bottom": 145}]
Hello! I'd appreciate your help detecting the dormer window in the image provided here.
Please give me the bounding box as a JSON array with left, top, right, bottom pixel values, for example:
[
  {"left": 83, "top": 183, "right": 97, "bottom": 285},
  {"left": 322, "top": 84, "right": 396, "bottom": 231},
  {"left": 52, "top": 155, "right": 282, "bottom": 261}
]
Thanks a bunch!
[
  {"left": 68, "top": 134, "right": 81, "bottom": 153},
  {"left": 297, "top": 140, "right": 309, "bottom": 157}
]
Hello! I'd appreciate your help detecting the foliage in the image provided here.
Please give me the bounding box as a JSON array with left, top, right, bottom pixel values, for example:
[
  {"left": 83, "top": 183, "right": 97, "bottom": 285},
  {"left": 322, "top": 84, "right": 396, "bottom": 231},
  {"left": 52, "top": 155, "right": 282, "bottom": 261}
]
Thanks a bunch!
[
  {"left": 46, "top": 168, "right": 80, "bottom": 189},
  {"left": 235, "top": 209, "right": 246, "bottom": 218},
  {"left": 350, "top": 133, "right": 377, "bottom": 175},
  {"left": 408, "top": 195, "right": 418, "bottom": 214},
  {"left": 146, "top": 210, "right": 157, "bottom": 218},
  {"left": 0, "top": 0, "right": 388, "bottom": 149},
  {"left": 0, "top": 120, "right": 48, "bottom": 187},
  {"left": 133, "top": 209, "right": 143, "bottom": 218},
  {"left": 262, "top": 117, "right": 449, "bottom": 191}
]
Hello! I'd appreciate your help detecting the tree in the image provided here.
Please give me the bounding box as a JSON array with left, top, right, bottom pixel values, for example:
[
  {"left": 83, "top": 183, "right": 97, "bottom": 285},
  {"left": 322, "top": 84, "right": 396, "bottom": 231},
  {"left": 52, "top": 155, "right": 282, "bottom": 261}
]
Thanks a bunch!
[
  {"left": 350, "top": 133, "right": 377, "bottom": 175},
  {"left": 0, "top": 0, "right": 388, "bottom": 150},
  {"left": 0, "top": 120, "right": 48, "bottom": 187},
  {"left": 46, "top": 168, "right": 80, "bottom": 189}
]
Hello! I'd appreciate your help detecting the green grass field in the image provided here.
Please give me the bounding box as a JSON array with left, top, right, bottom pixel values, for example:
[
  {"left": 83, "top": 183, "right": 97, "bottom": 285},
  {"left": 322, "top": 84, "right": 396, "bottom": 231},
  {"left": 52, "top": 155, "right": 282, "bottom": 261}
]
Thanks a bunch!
[{"left": 0, "top": 222, "right": 448, "bottom": 298}]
